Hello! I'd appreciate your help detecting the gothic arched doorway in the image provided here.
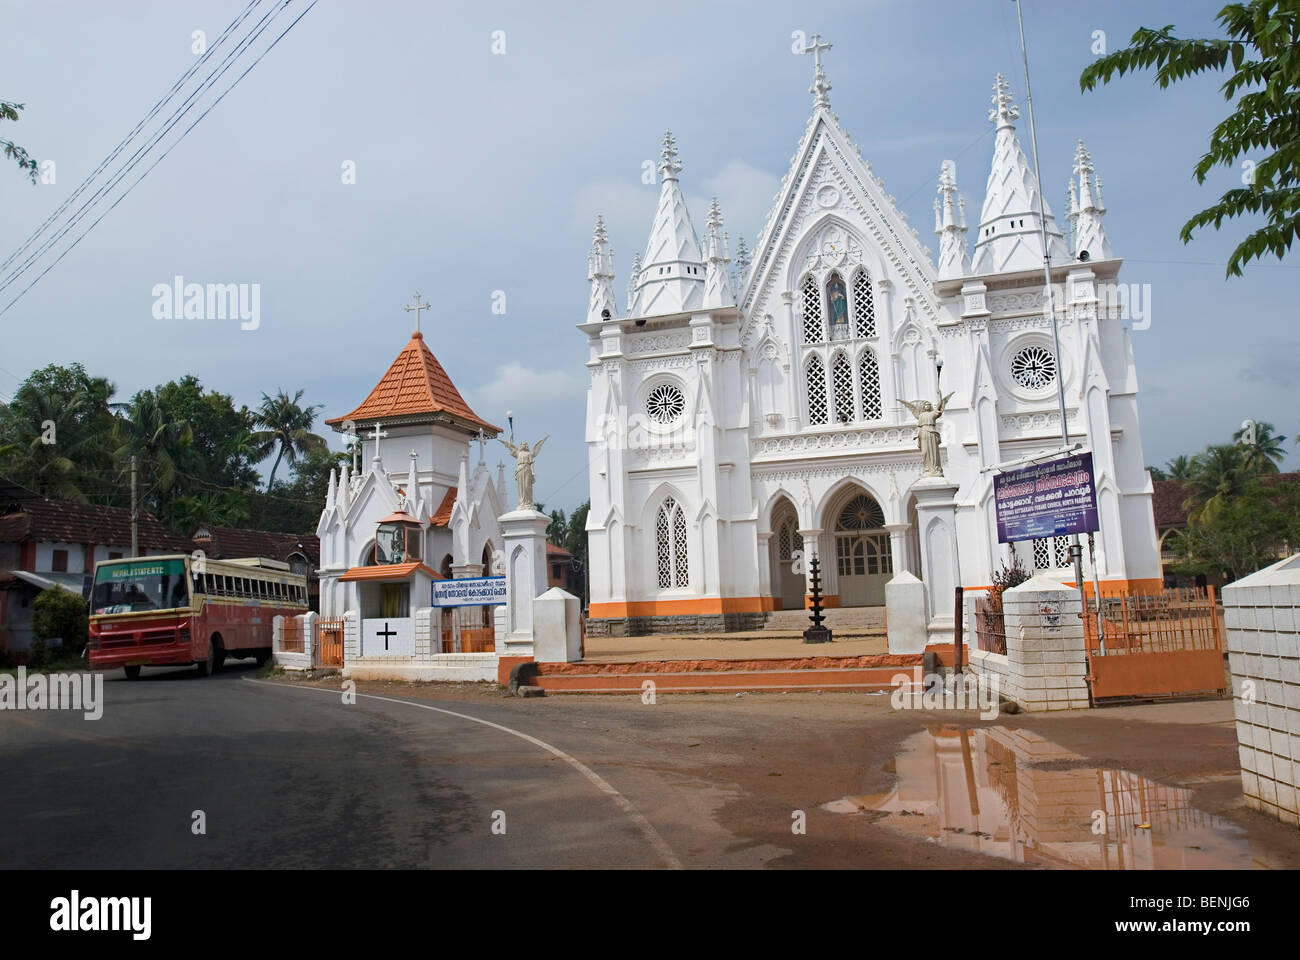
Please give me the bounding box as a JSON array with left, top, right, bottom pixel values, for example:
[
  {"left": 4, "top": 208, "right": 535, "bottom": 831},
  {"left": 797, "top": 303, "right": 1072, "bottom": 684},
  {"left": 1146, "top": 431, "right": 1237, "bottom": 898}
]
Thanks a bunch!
[
  {"left": 769, "top": 497, "right": 804, "bottom": 610},
  {"left": 831, "top": 490, "right": 892, "bottom": 606}
]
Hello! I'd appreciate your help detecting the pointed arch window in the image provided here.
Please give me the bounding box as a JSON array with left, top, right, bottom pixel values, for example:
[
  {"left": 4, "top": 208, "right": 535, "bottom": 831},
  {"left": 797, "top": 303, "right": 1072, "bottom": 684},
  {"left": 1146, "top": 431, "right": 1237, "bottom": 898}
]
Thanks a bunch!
[
  {"left": 826, "top": 272, "right": 850, "bottom": 340},
  {"left": 656, "top": 497, "right": 689, "bottom": 589},
  {"left": 852, "top": 269, "right": 876, "bottom": 339},
  {"left": 806, "top": 355, "right": 827, "bottom": 425},
  {"left": 859, "top": 348, "right": 883, "bottom": 420},
  {"left": 800, "top": 274, "right": 823, "bottom": 343},
  {"left": 832, "top": 352, "right": 854, "bottom": 423},
  {"left": 777, "top": 512, "right": 804, "bottom": 561}
]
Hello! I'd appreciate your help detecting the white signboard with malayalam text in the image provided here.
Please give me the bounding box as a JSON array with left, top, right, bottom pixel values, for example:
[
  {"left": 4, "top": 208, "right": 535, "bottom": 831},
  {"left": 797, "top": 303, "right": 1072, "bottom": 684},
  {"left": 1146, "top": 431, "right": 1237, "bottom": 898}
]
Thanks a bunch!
[{"left": 432, "top": 576, "right": 507, "bottom": 607}]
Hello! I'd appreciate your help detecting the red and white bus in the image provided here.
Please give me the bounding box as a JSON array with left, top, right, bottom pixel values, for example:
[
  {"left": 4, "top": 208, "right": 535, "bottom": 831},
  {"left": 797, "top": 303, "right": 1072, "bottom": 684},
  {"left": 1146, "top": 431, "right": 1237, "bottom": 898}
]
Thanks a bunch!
[{"left": 88, "top": 555, "right": 308, "bottom": 679}]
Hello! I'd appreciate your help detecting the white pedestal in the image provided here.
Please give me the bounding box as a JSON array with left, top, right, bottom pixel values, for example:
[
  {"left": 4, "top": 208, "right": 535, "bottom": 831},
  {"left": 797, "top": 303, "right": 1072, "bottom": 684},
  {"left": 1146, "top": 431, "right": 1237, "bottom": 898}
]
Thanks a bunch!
[
  {"left": 912, "top": 476, "right": 960, "bottom": 646},
  {"left": 533, "top": 588, "right": 582, "bottom": 662},
  {"left": 885, "top": 571, "right": 928, "bottom": 654},
  {"left": 499, "top": 508, "right": 550, "bottom": 657}
]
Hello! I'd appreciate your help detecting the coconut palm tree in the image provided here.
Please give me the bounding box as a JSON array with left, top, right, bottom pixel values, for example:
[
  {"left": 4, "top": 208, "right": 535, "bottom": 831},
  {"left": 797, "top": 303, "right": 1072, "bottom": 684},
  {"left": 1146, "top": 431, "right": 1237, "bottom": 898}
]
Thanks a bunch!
[
  {"left": 1182, "top": 444, "right": 1249, "bottom": 525},
  {"left": 1232, "top": 420, "right": 1287, "bottom": 474},
  {"left": 1164, "top": 454, "right": 1195, "bottom": 481},
  {"left": 112, "top": 391, "right": 193, "bottom": 508},
  {"left": 0, "top": 387, "right": 105, "bottom": 502},
  {"left": 251, "top": 389, "right": 327, "bottom": 490}
]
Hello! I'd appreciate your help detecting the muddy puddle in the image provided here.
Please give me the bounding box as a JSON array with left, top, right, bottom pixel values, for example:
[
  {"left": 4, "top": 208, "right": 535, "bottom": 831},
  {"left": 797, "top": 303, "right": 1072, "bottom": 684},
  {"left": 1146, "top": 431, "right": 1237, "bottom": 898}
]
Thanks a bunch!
[{"left": 824, "top": 726, "right": 1279, "bottom": 869}]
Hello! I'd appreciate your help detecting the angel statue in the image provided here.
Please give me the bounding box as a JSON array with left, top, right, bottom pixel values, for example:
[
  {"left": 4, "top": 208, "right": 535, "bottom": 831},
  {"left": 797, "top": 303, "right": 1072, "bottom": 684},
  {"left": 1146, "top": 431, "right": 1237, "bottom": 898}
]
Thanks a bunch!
[
  {"left": 498, "top": 435, "right": 548, "bottom": 510},
  {"left": 899, "top": 394, "right": 954, "bottom": 478}
]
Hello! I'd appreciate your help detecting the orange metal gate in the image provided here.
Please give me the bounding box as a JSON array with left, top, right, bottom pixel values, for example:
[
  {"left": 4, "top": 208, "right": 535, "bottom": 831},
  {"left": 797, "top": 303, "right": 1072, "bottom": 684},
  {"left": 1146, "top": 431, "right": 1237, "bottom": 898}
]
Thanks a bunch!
[
  {"left": 1084, "top": 587, "right": 1227, "bottom": 700},
  {"left": 314, "top": 618, "right": 345, "bottom": 667}
]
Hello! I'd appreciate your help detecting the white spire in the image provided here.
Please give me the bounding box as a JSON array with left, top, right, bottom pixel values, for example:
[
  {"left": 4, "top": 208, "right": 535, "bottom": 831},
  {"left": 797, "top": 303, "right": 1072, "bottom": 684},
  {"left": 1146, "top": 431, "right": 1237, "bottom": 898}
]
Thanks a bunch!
[
  {"left": 628, "top": 131, "right": 706, "bottom": 319},
  {"left": 970, "top": 74, "right": 1069, "bottom": 276},
  {"left": 626, "top": 251, "right": 642, "bottom": 315},
  {"left": 586, "top": 214, "right": 618, "bottom": 323},
  {"left": 802, "top": 34, "right": 833, "bottom": 111},
  {"left": 326, "top": 467, "right": 337, "bottom": 510},
  {"left": 338, "top": 461, "right": 350, "bottom": 511},
  {"left": 935, "top": 160, "right": 971, "bottom": 280},
  {"left": 702, "top": 197, "right": 735, "bottom": 308},
  {"left": 405, "top": 450, "right": 420, "bottom": 517},
  {"left": 733, "top": 236, "right": 751, "bottom": 292},
  {"left": 1068, "top": 139, "right": 1114, "bottom": 261}
]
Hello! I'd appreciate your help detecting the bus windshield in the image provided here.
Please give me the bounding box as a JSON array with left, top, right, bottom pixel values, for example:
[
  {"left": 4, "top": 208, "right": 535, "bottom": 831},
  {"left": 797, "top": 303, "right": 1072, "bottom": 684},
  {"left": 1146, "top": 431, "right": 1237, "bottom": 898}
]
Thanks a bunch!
[{"left": 92, "top": 559, "right": 190, "bottom": 615}]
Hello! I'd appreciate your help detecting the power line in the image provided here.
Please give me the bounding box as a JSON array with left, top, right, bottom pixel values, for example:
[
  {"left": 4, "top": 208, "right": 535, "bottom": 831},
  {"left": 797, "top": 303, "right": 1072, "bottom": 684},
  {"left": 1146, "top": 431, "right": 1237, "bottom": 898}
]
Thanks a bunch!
[
  {"left": 0, "top": 0, "right": 319, "bottom": 315},
  {"left": 0, "top": 0, "right": 265, "bottom": 276},
  {"left": 0, "top": 0, "right": 294, "bottom": 296}
]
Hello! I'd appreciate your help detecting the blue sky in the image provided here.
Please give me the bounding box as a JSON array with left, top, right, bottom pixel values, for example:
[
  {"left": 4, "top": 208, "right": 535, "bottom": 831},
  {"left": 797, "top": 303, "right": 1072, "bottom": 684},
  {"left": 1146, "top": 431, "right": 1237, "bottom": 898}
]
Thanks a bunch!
[{"left": 2, "top": 0, "right": 1297, "bottom": 514}]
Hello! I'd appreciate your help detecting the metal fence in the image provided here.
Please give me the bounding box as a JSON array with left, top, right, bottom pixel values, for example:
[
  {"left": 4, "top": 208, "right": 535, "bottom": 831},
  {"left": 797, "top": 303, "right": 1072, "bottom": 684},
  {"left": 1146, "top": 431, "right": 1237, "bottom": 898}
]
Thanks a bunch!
[
  {"left": 278, "top": 617, "right": 305, "bottom": 654},
  {"left": 1084, "top": 586, "right": 1222, "bottom": 655},
  {"left": 314, "top": 618, "right": 345, "bottom": 667},
  {"left": 974, "top": 595, "right": 1009, "bottom": 655}
]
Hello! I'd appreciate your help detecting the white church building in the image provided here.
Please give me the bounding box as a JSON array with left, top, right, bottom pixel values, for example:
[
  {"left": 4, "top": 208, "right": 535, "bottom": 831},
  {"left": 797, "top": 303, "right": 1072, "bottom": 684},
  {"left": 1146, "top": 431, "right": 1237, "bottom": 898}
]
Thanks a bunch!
[
  {"left": 580, "top": 43, "right": 1161, "bottom": 636},
  {"left": 313, "top": 320, "right": 511, "bottom": 673}
]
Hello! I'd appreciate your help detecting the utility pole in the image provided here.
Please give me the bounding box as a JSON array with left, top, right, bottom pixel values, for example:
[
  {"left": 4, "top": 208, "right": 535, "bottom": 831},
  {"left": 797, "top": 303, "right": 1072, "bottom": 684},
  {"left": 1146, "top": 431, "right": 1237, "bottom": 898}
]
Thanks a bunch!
[
  {"left": 130, "top": 455, "right": 139, "bottom": 558},
  {"left": 1014, "top": 0, "right": 1091, "bottom": 635}
]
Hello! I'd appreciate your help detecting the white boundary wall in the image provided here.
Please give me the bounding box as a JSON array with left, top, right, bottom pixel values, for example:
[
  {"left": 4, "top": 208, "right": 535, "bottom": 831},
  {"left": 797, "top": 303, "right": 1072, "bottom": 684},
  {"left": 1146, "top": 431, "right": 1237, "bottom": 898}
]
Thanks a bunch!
[
  {"left": 965, "top": 576, "right": 1090, "bottom": 712},
  {"left": 1223, "top": 554, "right": 1300, "bottom": 826}
]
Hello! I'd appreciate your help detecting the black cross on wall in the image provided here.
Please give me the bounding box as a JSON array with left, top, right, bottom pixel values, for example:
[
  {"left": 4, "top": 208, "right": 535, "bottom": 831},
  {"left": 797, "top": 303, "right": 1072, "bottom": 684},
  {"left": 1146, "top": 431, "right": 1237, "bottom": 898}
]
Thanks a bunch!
[{"left": 376, "top": 622, "right": 397, "bottom": 651}]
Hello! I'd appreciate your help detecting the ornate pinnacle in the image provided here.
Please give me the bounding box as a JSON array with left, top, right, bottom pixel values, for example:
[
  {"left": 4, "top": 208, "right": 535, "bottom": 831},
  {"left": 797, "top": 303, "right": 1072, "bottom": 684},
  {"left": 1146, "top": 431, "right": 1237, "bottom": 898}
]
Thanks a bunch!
[
  {"left": 658, "top": 130, "right": 682, "bottom": 180},
  {"left": 988, "top": 74, "right": 1019, "bottom": 127}
]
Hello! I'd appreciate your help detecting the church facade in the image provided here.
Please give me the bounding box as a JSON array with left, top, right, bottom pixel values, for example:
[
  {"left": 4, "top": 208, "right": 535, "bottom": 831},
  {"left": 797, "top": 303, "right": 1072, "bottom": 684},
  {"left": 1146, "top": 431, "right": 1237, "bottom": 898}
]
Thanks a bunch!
[{"left": 580, "top": 46, "right": 1161, "bottom": 636}]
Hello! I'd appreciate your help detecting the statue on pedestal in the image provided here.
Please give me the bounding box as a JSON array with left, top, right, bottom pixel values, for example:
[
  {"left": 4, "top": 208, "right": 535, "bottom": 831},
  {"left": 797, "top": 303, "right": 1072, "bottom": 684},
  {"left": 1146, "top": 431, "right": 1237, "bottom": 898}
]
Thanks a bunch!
[
  {"left": 900, "top": 393, "right": 953, "bottom": 478},
  {"left": 499, "top": 435, "right": 548, "bottom": 510}
]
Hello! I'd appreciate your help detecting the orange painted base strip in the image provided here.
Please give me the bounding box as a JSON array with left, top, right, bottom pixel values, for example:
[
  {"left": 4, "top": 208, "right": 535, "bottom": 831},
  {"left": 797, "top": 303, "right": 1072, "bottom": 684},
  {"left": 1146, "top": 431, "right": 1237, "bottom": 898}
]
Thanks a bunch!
[
  {"left": 805, "top": 594, "right": 840, "bottom": 609},
  {"left": 497, "top": 655, "right": 533, "bottom": 686},
  {"left": 588, "top": 596, "right": 774, "bottom": 618}
]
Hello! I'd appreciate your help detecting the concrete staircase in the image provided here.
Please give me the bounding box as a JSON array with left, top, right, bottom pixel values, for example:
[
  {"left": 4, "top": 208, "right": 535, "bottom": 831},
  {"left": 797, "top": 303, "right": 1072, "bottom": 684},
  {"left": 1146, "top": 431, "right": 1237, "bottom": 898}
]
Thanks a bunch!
[{"left": 761, "top": 605, "right": 886, "bottom": 636}]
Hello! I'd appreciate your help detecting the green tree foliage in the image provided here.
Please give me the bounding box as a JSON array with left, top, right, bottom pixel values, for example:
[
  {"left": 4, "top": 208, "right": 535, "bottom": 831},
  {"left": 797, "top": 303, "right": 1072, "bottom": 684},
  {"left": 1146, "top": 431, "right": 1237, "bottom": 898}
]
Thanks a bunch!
[
  {"left": 1080, "top": 1, "right": 1300, "bottom": 277},
  {"left": 1, "top": 100, "right": 37, "bottom": 183},
  {"left": 112, "top": 389, "right": 193, "bottom": 514},
  {"left": 251, "top": 389, "right": 328, "bottom": 489},
  {"left": 1165, "top": 419, "right": 1298, "bottom": 580},
  {"left": 0, "top": 364, "right": 116, "bottom": 502},
  {"left": 244, "top": 446, "right": 346, "bottom": 533},
  {"left": 32, "top": 588, "right": 89, "bottom": 657},
  {"left": 1232, "top": 419, "right": 1288, "bottom": 472},
  {"left": 1171, "top": 479, "right": 1297, "bottom": 581}
]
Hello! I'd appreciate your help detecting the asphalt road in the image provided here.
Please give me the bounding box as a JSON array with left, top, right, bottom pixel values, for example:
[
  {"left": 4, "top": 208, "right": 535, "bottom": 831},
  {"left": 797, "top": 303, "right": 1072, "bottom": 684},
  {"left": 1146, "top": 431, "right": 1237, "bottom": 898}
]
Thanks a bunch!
[
  {"left": 0, "top": 663, "right": 681, "bottom": 869},
  {"left": 5, "top": 663, "right": 1299, "bottom": 870}
]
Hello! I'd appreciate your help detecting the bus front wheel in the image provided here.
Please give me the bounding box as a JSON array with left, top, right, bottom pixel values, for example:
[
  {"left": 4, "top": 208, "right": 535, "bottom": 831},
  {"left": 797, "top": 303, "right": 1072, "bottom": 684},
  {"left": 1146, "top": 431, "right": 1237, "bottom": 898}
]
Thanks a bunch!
[
  {"left": 124, "top": 665, "right": 141, "bottom": 680},
  {"left": 197, "top": 638, "right": 223, "bottom": 677}
]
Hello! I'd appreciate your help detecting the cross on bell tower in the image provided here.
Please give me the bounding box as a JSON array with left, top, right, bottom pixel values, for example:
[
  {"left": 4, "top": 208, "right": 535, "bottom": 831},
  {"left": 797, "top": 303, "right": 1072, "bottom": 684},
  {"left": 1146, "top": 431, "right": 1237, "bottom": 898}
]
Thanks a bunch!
[{"left": 404, "top": 292, "right": 431, "bottom": 334}]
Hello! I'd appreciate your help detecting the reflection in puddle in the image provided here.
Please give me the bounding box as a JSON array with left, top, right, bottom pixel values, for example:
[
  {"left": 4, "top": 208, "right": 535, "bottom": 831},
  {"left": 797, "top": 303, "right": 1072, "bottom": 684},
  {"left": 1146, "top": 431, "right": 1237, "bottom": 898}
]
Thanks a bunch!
[{"left": 825, "top": 726, "right": 1276, "bottom": 869}]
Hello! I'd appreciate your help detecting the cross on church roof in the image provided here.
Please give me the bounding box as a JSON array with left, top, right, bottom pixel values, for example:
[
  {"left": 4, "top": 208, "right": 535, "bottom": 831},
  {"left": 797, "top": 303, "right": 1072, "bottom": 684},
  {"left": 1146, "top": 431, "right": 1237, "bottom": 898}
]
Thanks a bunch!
[
  {"left": 404, "top": 292, "right": 431, "bottom": 334},
  {"left": 803, "top": 34, "right": 832, "bottom": 110}
]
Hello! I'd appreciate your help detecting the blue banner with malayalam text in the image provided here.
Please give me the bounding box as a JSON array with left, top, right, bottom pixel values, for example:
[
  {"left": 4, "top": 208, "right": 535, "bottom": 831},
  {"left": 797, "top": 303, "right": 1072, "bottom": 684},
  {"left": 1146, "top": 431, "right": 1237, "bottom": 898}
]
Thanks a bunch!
[
  {"left": 994, "top": 452, "right": 1099, "bottom": 543},
  {"left": 431, "top": 576, "right": 507, "bottom": 607}
]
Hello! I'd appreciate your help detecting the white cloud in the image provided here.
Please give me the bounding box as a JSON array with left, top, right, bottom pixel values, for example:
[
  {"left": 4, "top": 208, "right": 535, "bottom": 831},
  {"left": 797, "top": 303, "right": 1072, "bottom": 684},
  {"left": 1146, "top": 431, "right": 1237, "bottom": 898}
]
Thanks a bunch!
[
  {"left": 572, "top": 178, "right": 659, "bottom": 255},
  {"left": 466, "top": 362, "right": 587, "bottom": 418},
  {"left": 690, "top": 158, "right": 781, "bottom": 250}
]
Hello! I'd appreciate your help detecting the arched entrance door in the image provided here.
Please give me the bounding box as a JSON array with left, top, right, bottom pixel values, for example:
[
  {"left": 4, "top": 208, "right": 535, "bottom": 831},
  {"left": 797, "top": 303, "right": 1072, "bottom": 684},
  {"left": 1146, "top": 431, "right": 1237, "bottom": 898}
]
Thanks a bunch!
[
  {"left": 832, "top": 492, "right": 892, "bottom": 606},
  {"left": 769, "top": 498, "right": 804, "bottom": 610}
]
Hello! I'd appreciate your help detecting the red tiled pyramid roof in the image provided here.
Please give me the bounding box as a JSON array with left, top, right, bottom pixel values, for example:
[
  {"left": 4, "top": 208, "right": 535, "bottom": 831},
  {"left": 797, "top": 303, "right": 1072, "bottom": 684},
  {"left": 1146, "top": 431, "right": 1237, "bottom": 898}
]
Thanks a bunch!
[
  {"left": 431, "top": 487, "right": 457, "bottom": 527},
  {"left": 326, "top": 331, "right": 500, "bottom": 434}
]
